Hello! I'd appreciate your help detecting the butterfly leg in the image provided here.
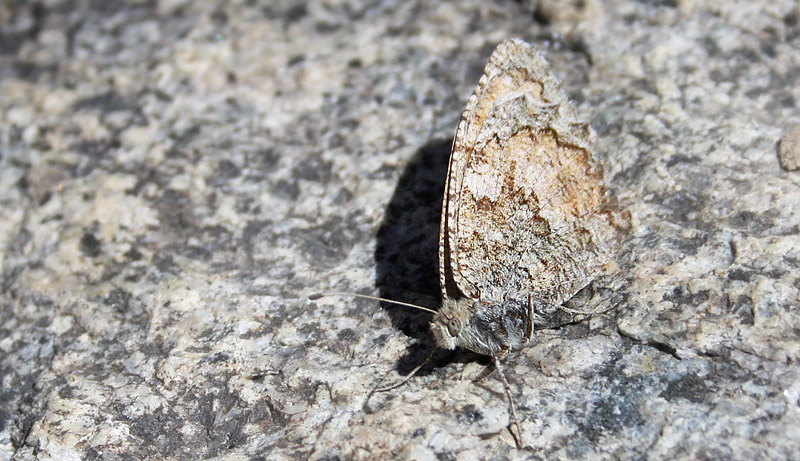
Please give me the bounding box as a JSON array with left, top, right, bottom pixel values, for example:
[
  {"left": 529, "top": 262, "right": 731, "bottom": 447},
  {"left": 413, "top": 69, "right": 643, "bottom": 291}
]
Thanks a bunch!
[
  {"left": 364, "top": 347, "right": 437, "bottom": 414},
  {"left": 528, "top": 293, "right": 535, "bottom": 338},
  {"left": 492, "top": 355, "right": 524, "bottom": 449}
]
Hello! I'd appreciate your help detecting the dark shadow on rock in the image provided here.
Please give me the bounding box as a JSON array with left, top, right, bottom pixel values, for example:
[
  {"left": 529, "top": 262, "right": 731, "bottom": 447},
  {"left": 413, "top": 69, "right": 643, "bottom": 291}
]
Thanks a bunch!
[{"left": 374, "top": 138, "right": 488, "bottom": 376}]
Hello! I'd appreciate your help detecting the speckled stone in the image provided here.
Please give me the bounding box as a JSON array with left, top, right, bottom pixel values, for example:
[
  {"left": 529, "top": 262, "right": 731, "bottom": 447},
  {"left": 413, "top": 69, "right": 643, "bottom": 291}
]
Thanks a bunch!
[
  {"left": 1, "top": 1, "right": 799, "bottom": 460},
  {"left": 778, "top": 124, "right": 800, "bottom": 171}
]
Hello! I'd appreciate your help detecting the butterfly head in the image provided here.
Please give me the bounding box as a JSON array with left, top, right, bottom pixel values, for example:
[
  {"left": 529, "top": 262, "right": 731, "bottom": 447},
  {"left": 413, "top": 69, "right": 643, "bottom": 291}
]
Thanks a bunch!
[{"left": 430, "top": 298, "right": 473, "bottom": 350}]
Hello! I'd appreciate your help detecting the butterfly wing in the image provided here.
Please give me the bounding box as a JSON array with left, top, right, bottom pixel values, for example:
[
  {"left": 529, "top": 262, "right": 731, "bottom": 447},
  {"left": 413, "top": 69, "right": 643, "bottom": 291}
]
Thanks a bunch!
[{"left": 439, "top": 39, "right": 625, "bottom": 306}]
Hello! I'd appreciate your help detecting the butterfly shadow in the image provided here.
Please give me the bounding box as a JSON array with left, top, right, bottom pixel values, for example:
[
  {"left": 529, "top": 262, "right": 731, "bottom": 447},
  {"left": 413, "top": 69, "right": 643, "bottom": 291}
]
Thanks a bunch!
[{"left": 374, "top": 138, "right": 488, "bottom": 378}]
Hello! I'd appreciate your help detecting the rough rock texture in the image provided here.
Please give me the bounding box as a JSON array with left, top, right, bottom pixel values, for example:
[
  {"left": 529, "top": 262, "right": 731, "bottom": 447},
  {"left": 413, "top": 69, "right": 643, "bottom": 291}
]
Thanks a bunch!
[
  {"left": 779, "top": 124, "right": 800, "bottom": 171},
  {"left": 1, "top": 1, "right": 799, "bottom": 460}
]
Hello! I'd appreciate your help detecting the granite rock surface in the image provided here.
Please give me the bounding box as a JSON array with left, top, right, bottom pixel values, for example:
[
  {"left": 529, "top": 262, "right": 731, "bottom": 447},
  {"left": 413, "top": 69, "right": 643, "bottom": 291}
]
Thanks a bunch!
[{"left": 1, "top": 0, "right": 799, "bottom": 459}]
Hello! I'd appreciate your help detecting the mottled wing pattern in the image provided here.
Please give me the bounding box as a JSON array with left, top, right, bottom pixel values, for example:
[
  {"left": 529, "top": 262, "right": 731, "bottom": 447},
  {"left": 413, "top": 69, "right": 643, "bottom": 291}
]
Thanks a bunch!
[{"left": 439, "top": 39, "right": 625, "bottom": 306}]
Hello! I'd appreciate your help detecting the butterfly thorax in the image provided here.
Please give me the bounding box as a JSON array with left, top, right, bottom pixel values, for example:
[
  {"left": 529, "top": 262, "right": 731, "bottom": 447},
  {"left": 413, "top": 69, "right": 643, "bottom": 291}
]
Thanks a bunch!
[{"left": 431, "top": 295, "right": 533, "bottom": 357}]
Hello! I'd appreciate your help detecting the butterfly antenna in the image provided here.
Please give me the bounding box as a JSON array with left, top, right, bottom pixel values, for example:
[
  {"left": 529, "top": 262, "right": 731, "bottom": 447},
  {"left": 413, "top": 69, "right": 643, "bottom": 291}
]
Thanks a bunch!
[
  {"left": 556, "top": 303, "right": 616, "bottom": 316},
  {"left": 308, "top": 292, "right": 438, "bottom": 315}
]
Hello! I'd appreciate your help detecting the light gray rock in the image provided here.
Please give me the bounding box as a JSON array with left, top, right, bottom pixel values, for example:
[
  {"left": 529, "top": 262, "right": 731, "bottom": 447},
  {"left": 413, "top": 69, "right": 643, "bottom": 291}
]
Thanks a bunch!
[
  {"left": 779, "top": 124, "right": 800, "bottom": 171},
  {"left": 1, "top": 1, "right": 799, "bottom": 459}
]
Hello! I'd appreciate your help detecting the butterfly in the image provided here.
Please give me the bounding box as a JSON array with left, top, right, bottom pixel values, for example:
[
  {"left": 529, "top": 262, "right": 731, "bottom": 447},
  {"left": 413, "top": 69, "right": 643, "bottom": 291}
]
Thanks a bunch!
[
  {"left": 428, "top": 38, "right": 628, "bottom": 447},
  {"left": 313, "top": 38, "right": 627, "bottom": 449}
]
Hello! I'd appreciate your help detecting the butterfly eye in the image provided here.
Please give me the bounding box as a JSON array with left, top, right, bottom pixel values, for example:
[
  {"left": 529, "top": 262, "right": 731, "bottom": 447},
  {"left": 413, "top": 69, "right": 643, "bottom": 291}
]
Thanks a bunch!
[{"left": 447, "top": 318, "right": 462, "bottom": 337}]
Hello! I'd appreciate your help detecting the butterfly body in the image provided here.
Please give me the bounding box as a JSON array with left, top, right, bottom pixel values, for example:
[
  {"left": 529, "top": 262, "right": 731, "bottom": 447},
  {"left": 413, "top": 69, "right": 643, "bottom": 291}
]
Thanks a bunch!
[{"left": 431, "top": 296, "right": 533, "bottom": 357}]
